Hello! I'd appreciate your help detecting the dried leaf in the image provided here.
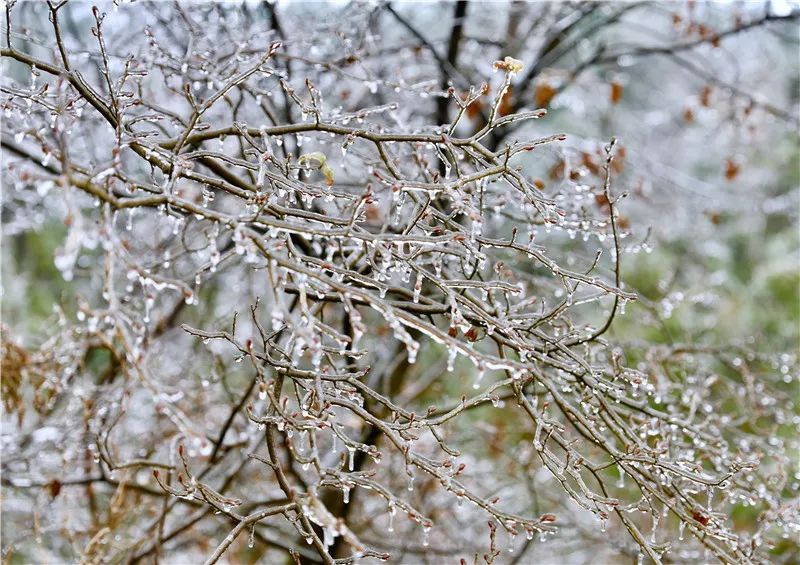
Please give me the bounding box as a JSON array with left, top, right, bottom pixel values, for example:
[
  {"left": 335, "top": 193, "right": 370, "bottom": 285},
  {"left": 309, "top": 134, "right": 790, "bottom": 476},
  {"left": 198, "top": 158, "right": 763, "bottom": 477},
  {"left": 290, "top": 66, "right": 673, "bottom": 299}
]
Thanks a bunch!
[
  {"left": 724, "top": 157, "right": 740, "bottom": 181},
  {"left": 534, "top": 83, "right": 557, "bottom": 107},
  {"left": 610, "top": 81, "right": 623, "bottom": 105},
  {"left": 498, "top": 86, "right": 513, "bottom": 117},
  {"left": 611, "top": 147, "right": 626, "bottom": 174},
  {"left": 1, "top": 336, "right": 27, "bottom": 423},
  {"left": 465, "top": 98, "right": 484, "bottom": 120},
  {"left": 548, "top": 159, "right": 565, "bottom": 180},
  {"left": 493, "top": 56, "right": 524, "bottom": 75},
  {"left": 595, "top": 193, "right": 610, "bottom": 212},
  {"left": 700, "top": 85, "right": 712, "bottom": 107},
  {"left": 581, "top": 152, "right": 600, "bottom": 176},
  {"left": 48, "top": 479, "right": 62, "bottom": 499},
  {"left": 692, "top": 511, "right": 710, "bottom": 526}
]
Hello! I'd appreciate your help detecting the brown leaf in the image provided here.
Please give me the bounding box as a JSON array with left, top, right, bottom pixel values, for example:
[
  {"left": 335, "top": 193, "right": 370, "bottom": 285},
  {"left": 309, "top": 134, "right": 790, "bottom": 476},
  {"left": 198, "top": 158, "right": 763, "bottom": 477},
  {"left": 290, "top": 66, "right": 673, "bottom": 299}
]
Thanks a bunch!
[
  {"left": 610, "top": 81, "right": 623, "bottom": 105},
  {"left": 548, "top": 160, "right": 565, "bottom": 180},
  {"left": 465, "top": 98, "right": 484, "bottom": 120},
  {"left": 48, "top": 479, "right": 62, "bottom": 499},
  {"left": 682, "top": 108, "right": 695, "bottom": 123},
  {"left": 534, "top": 83, "right": 557, "bottom": 108},
  {"left": 724, "top": 157, "right": 740, "bottom": 181},
  {"left": 1, "top": 337, "right": 28, "bottom": 424},
  {"left": 365, "top": 204, "right": 381, "bottom": 222},
  {"left": 700, "top": 85, "right": 712, "bottom": 107},
  {"left": 498, "top": 86, "right": 514, "bottom": 117},
  {"left": 532, "top": 178, "right": 545, "bottom": 191},
  {"left": 692, "top": 511, "right": 710, "bottom": 526},
  {"left": 581, "top": 152, "right": 600, "bottom": 176},
  {"left": 595, "top": 193, "right": 610, "bottom": 212},
  {"left": 611, "top": 147, "right": 626, "bottom": 174}
]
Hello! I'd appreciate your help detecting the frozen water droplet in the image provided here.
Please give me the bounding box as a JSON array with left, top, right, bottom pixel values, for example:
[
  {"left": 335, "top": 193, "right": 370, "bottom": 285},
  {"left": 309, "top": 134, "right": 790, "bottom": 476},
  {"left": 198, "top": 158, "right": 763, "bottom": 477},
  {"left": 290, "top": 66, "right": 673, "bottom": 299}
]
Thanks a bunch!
[{"left": 422, "top": 525, "right": 431, "bottom": 547}]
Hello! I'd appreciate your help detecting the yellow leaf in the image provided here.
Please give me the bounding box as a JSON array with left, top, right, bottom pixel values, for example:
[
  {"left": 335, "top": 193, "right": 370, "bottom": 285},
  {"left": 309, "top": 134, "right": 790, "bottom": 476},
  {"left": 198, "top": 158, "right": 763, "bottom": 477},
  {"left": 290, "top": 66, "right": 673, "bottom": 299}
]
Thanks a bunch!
[
  {"left": 493, "top": 56, "right": 524, "bottom": 75},
  {"left": 298, "top": 152, "right": 334, "bottom": 186}
]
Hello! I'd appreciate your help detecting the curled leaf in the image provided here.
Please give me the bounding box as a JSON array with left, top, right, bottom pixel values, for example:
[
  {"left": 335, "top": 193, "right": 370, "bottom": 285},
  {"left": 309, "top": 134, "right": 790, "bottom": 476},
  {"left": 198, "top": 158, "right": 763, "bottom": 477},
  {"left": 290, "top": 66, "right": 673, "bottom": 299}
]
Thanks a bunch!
[
  {"left": 493, "top": 56, "right": 524, "bottom": 75},
  {"left": 298, "top": 152, "right": 335, "bottom": 186}
]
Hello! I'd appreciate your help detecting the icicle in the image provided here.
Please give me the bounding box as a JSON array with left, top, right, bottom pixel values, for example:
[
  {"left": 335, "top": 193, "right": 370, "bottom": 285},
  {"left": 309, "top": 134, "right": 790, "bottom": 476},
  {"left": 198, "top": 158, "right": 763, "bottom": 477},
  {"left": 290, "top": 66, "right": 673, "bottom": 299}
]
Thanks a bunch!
[
  {"left": 143, "top": 294, "right": 154, "bottom": 324},
  {"left": 446, "top": 345, "right": 457, "bottom": 372},
  {"left": 201, "top": 187, "right": 214, "bottom": 207},
  {"left": 473, "top": 364, "right": 485, "bottom": 390},
  {"left": 407, "top": 341, "right": 419, "bottom": 364},
  {"left": 347, "top": 446, "right": 355, "bottom": 471},
  {"left": 650, "top": 512, "right": 659, "bottom": 543},
  {"left": 387, "top": 503, "right": 396, "bottom": 532},
  {"left": 679, "top": 520, "right": 686, "bottom": 541},
  {"left": 617, "top": 467, "right": 625, "bottom": 488},
  {"left": 422, "top": 525, "right": 431, "bottom": 547},
  {"left": 209, "top": 239, "right": 221, "bottom": 273},
  {"left": 342, "top": 485, "right": 351, "bottom": 504},
  {"left": 323, "top": 526, "right": 334, "bottom": 549}
]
